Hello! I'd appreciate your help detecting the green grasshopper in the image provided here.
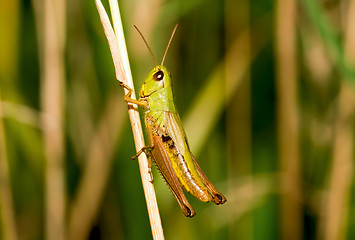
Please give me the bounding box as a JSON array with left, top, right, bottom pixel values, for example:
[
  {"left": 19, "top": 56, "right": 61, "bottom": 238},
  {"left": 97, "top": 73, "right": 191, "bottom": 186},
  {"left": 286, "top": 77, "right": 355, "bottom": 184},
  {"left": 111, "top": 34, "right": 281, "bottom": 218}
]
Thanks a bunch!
[{"left": 122, "top": 25, "right": 226, "bottom": 217}]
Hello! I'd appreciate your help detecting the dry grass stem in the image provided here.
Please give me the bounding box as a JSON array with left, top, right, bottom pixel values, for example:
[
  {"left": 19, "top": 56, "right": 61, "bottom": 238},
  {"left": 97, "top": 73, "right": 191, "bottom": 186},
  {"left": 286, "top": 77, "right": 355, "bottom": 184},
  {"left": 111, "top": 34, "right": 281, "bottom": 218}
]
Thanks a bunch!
[
  {"left": 39, "top": 0, "right": 66, "bottom": 239},
  {"left": 321, "top": 1, "right": 355, "bottom": 239},
  {"left": 275, "top": 0, "right": 302, "bottom": 239},
  {"left": 95, "top": 0, "right": 164, "bottom": 239},
  {"left": 322, "top": 85, "right": 354, "bottom": 240}
]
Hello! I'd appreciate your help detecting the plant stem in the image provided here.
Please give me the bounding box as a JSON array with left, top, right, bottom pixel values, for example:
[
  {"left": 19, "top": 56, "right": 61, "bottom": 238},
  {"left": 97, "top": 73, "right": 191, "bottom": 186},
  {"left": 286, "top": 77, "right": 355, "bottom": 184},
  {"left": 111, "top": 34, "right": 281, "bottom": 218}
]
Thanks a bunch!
[
  {"left": 275, "top": 0, "right": 302, "bottom": 239},
  {"left": 40, "top": 0, "right": 66, "bottom": 239},
  {"left": 95, "top": 1, "right": 164, "bottom": 239}
]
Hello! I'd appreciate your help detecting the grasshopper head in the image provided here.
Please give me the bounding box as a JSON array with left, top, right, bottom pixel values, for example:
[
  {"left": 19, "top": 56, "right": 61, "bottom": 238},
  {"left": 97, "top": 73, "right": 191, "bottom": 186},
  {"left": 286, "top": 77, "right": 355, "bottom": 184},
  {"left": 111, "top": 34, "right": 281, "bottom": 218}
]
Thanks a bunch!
[
  {"left": 135, "top": 25, "right": 177, "bottom": 100},
  {"left": 140, "top": 65, "right": 171, "bottom": 98}
]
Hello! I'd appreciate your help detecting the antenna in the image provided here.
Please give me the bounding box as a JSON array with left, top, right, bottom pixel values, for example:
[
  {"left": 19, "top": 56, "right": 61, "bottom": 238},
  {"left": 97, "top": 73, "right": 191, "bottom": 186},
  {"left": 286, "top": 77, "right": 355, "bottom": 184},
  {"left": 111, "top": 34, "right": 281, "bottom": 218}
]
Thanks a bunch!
[
  {"left": 134, "top": 25, "right": 157, "bottom": 67},
  {"left": 161, "top": 24, "right": 178, "bottom": 66}
]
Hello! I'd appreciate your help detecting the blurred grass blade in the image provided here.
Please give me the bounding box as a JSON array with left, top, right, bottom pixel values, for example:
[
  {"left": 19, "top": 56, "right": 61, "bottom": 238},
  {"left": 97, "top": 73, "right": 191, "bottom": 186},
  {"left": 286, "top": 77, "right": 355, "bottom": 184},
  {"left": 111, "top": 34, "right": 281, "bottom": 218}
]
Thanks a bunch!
[
  {"left": 68, "top": 90, "right": 126, "bottom": 240},
  {"left": 320, "top": 2, "right": 355, "bottom": 239},
  {"left": 0, "top": 101, "right": 41, "bottom": 128},
  {"left": 321, "top": 84, "right": 354, "bottom": 240},
  {"left": 36, "top": 0, "right": 67, "bottom": 239},
  {"left": 275, "top": 0, "right": 302, "bottom": 239},
  {"left": 225, "top": 0, "right": 252, "bottom": 238},
  {"left": 0, "top": 92, "right": 18, "bottom": 240},
  {"left": 0, "top": 1, "right": 20, "bottom": 238},
  {"left": 184, "top": 16, "right": 269, "bottom": 156},
  {"left": 204, "top": 174, "right": 277, "bottom": 229},
  {"left": 300, "top": 0, "right": 355, "bottom": 81},
  {"left": 0, "top": 0, "right": 20, "bottom": 97}
]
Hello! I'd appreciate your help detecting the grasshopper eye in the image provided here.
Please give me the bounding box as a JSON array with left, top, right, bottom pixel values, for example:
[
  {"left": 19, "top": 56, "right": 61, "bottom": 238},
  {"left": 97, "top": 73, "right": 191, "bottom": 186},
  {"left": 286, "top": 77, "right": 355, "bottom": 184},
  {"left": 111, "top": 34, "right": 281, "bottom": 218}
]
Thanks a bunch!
[{"left": 153, "top": 70, "right": 164, "bottom": 81}]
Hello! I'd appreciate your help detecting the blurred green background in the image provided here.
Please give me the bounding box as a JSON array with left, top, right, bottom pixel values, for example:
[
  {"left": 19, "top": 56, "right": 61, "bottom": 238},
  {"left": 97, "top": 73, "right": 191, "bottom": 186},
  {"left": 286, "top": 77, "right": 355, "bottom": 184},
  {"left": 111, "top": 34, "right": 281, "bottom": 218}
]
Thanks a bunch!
[{"left": 1, "top": 0, "right": 355, "bottom": 239}]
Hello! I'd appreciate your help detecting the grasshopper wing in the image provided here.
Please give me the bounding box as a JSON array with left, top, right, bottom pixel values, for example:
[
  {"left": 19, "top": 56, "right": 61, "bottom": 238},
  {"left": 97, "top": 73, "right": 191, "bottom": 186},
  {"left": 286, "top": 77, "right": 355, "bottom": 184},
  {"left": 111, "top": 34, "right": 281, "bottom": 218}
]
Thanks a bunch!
[
  {"left": 151, "top": 134, "right": 196, "bottom": 217},
  {"left": 166, "top": 112, "right": 227, "bottom": 204}
]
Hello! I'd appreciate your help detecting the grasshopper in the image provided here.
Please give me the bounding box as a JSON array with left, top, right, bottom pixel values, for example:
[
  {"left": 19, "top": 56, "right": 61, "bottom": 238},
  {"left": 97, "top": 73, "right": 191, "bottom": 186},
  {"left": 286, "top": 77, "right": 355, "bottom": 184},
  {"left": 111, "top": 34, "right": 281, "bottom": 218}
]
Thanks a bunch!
[{"left": 122, "top": 25, "right": 226, "bottom": 217}]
